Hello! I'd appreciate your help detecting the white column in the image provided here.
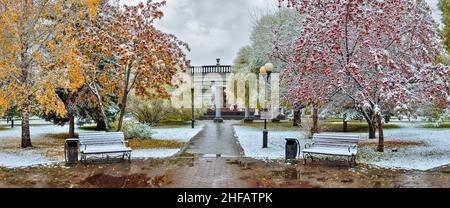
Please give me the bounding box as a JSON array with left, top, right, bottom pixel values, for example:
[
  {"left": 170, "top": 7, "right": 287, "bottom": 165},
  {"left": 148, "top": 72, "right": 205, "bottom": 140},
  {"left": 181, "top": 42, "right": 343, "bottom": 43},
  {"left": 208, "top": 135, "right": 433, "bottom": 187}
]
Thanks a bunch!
[
  {"left": 215, "top": 86, "right": 222, "bottom": 117},
  {"left": 214, "top": 85, "right": 223, "bottom": 122}
]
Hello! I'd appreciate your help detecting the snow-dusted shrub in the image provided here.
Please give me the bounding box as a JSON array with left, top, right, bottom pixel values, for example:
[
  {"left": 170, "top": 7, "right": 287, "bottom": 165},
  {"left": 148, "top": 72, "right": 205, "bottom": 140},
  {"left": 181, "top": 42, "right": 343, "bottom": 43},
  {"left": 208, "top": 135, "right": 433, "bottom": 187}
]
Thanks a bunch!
[{"left": 123, "top": 122, "right": 153, "bottom": 139}]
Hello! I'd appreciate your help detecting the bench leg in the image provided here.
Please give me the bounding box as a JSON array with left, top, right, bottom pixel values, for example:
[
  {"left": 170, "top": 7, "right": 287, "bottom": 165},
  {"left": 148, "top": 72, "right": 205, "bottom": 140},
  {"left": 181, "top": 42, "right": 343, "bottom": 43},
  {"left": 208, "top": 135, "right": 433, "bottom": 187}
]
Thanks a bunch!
[
  {"left": 302, "top": 153, "right": 308, "bottom": 165},
  {"left": 347, "top": 156, "right": 357, "bottom": 167},
  {"left": 352, "top": 155, "right": 357, "bottom": 166}
]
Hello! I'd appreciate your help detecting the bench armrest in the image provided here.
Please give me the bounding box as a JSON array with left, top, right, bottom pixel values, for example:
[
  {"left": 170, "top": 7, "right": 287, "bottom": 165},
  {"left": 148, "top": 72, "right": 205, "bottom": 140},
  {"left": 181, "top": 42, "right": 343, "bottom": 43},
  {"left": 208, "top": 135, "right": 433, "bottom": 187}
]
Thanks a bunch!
[
  {"left": 348, "top": 144, "right": 358, "bottom": 153},
  {"left": 78, "top": 141, "right": 87, "bottom": 150},
  {"left": 124, "top": 140, "right": 129, "bottom": 148},
  {"left": 305, "top": 142, "right": 314, "bottom": 149}
]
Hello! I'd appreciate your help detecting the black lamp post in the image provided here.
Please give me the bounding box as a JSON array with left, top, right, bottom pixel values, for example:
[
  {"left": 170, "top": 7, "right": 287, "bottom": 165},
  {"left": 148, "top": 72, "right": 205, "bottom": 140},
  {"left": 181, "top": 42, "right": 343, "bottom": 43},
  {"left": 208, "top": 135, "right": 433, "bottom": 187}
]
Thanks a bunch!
[
  {"left": 260, "top": 63, "right": 274, "bottom": 148},
  {"left": 191, "top": 87, "right": 195, "bottom": 129},
  {"left": 188, "top": 60, "right": 195, "bottom": 129}
]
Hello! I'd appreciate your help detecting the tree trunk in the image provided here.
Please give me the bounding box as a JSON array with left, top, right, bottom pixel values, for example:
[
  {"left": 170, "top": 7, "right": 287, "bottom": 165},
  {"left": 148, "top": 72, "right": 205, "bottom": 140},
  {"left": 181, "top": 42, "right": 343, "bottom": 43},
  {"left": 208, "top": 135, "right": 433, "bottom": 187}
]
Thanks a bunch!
[
  {"left": 117, "top": 92, "right": 128, "bottom": 132},
  {"left": 11, "top": 119, "right": 14, "bottom": 128},
  {"left": 368, "top": 122, "right": 376, "bottom": 139},
  {"left": 377, "top": 115, "right": 384, "bottom": 152},
  {"left": 343, "top": 120, "right": 348, "bottom": 132},
  {"left": 244, "top": 82, "right": 250, "bottom": 118},
  {"left": 89, "top": 84, "right": 109, "bottom": 130},
  {"left": 21, "top": 103, "right": 32, "bottom": 148},
  {"left": 293, "top": 110, "right": 302, "bottom": 127},
  {"left": 68, "top": 114, "right": 75, "bottom": 138},
  {"left": 311, "top": 107, "right": 319, "bottom": 135},
  {"left": 96, "top": 120, "right": 106, "bottom": 130}
]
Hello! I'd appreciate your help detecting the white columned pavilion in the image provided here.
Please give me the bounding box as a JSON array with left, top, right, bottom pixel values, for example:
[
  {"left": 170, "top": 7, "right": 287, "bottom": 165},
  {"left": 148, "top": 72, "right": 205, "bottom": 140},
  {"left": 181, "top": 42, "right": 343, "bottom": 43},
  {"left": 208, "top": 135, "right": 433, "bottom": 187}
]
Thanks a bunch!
[{"left": 213, "top": 85, "right": 224, "bottom": 123}]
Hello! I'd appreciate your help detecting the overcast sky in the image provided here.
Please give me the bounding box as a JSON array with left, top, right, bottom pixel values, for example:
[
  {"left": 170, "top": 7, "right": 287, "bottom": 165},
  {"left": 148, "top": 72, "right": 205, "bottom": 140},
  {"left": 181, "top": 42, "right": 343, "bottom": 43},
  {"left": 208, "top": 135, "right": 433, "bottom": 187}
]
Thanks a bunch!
[{"left": 121, "top": 0, "right": 443, "bottom": 66}]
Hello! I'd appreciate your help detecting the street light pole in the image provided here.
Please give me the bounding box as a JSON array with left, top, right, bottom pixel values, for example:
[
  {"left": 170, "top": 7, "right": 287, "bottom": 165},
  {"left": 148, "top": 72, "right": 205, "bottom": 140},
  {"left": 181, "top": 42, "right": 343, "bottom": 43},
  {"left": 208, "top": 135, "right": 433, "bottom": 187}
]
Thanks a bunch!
[
  {"left": 189, "top": 59, "right": 195, "bottom": 129},
  {"left": 191, "top": 87, "right": 195, "bottom": 129},
  {"left": 260, "top": 63, "right": 273, "bottom": 148}
]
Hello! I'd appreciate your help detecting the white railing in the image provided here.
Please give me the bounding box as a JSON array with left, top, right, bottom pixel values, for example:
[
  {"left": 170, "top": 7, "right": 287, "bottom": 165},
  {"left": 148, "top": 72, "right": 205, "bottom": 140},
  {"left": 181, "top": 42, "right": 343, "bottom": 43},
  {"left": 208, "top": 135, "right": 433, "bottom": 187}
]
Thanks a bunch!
[{"left": 191, "top": 66, "right": 232, "bottom": 74}]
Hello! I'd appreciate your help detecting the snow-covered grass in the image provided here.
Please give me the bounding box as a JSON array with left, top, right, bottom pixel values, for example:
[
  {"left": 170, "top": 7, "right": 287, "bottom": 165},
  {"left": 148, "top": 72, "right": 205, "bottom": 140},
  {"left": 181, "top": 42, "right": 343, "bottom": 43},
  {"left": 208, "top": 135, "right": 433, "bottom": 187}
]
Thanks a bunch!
[
  {"left": 234, "top": 126, "right": 307, "bottom": 160},
  {"left": 151, "top": 124, "right": 204, "bottom": 142},
  {"left": 131, "top": 149, "right": 180, "bottom": 159},
  {"left": 358, "top": 128, "right": 450, "bottom": 171},
  {"left": 0, "top": 121, "right": 205, "bottom": 168},
  {"left": 233, "top": 125, "right": 450, "bottom": 171},
  {"left": 0, "top": 151, "right": 59, "bottom": 168}
]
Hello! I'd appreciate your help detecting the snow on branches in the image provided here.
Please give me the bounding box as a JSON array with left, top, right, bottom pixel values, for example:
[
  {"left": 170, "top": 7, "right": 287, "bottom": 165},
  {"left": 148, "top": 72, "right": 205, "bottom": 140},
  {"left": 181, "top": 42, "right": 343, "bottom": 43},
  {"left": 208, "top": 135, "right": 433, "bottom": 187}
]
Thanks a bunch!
[
  {"left": 279, "top": 0, "right": 449, "bottom": 150},
  {"left": 281, "top": 0, "right": 448, "bottom": 116}
]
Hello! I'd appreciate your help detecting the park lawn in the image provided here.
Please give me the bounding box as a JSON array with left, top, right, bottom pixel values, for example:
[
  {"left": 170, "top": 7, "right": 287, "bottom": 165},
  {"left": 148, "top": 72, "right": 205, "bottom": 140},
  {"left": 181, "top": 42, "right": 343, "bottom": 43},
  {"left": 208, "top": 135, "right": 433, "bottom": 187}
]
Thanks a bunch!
[
  {"left": 236, "top": 120, "right": 401, "bottom": 132},
  {"left": 422, "top": 123, "right": 450, "bottom": 128},
  {"left": 77, "top": 125, "right": 100, "bottom": 131},
  {"left": 237, "top": 121, "right": 297, "bottom": 130},
  {"left": 0, "top": 127, "right": 7, "bottom": 131},
  {"left": 153, "top": 121, "right": 191, "bottom": 128},
  {"left": 321, "top": 122, "right": 401, "bottom": 132},
  {"left": 127, "top": 139, "right": 185, "bottom": 149},
  {"left": 42, "top": 133, "right": 186, "bottom": 149},
  {"left": 78, "top": 121, "right": 190, "bottom": 131}
]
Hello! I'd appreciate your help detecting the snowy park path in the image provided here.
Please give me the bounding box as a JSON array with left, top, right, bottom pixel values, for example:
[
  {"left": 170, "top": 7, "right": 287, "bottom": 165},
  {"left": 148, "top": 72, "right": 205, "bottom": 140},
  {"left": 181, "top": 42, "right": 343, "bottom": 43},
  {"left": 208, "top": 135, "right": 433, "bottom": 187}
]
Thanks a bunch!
[{"left": 185, "top": 120, "right": 243, "bottom": 156}]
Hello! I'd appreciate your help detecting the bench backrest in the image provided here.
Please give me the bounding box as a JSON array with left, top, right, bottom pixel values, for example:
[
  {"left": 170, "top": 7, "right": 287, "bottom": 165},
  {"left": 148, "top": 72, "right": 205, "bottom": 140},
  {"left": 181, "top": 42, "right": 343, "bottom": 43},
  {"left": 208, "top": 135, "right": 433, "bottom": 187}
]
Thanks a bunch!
[
  {"left": 79, "top": 132, "right": 125, "bottom": 146},
  {"left": 312, "top": 134, "right": 360, "bottom": 148}
]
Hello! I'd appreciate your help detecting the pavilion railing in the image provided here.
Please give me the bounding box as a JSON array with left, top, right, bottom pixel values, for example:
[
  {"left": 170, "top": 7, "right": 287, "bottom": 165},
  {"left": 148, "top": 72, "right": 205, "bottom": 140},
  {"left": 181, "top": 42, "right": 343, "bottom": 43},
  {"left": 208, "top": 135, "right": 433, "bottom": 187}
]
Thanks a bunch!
[{"left": 191, "top": 65, "right": 232, "bottom": 74}]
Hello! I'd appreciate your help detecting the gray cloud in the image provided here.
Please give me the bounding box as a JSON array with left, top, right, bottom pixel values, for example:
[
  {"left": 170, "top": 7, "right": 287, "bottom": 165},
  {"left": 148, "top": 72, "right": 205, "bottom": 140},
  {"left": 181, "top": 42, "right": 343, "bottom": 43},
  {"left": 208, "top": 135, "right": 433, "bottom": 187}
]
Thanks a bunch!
[{"left": 121, "top": 0, "right": 442, "bottom": 66}]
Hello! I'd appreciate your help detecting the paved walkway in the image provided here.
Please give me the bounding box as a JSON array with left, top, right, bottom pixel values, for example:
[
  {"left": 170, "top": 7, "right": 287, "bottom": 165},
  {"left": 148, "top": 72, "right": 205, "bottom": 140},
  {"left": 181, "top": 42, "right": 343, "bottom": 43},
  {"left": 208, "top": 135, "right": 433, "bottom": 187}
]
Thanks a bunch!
[
  {"left": 167, "top": 120, "right": 253, "bottom": 188},
  {"left": 166, "top": 157, "right": 253, "bottom": 188},
  {"left": 185, "top": 120, "right": 243, "bottom": 157}
]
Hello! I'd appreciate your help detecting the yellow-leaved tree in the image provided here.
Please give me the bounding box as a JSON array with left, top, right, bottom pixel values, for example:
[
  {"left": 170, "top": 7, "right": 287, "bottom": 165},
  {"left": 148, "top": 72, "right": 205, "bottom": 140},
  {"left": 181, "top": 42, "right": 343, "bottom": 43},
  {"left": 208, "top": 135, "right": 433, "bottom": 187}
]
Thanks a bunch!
[{"left": 0, "top": 0, "right": 100, "bottom": 148}]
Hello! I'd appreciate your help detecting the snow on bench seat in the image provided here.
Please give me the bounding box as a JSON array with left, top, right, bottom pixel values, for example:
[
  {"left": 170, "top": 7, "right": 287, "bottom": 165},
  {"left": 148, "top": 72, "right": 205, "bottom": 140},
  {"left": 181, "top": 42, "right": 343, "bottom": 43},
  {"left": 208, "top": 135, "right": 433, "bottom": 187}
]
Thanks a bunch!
[
  {"left": 78, "top": 132, "right": 132, "bottom": 162},
  {"left": 302, "top": 133, "right": 360, "bottom": 166}
]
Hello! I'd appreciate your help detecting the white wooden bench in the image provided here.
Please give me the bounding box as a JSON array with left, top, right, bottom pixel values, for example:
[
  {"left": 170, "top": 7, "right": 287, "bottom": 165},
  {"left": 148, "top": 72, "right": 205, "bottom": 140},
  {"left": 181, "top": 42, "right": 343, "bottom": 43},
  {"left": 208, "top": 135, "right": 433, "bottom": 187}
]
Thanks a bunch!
[
  {"left": 78, "top": 132, "right": 132, "bottom": 162},
  {"left": 302, "top": 134, "right": 359, "bottom": 166}
]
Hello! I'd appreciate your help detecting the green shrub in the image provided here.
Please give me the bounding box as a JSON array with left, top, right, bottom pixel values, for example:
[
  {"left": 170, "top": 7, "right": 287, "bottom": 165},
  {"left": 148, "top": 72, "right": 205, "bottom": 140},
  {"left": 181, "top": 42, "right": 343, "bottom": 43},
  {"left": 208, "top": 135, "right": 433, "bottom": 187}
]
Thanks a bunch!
[
  {"left": 127, "top": 94, "right": 207, "bottom": 127},
  {"left": 123, "top": 122, "right": 153, "bottom": 139},
  {"left": 164, "top": 108, "right": 206, "bottom": 122}
]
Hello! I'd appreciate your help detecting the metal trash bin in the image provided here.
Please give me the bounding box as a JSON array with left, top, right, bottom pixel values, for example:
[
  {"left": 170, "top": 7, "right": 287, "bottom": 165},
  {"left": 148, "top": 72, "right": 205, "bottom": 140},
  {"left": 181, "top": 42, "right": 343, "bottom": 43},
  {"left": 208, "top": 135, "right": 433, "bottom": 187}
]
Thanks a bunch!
[
  {"left": 285, "top": 138, "right": 300, "bottom": 161},
  {"left": 65, "top": 139, "right": 79, "bottom": 165}
]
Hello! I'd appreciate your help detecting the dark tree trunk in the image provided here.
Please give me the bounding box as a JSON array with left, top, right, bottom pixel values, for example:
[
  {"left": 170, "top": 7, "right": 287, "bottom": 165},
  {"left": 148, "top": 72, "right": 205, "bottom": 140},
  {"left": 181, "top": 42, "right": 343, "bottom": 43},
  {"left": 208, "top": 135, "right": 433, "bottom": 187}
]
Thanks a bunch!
[
  {"left": 377, "top": 115, "right": 384, "bottom": 152},
  {"left": 97, "top": 98, "right": 109, "bottom": 131},
  {"left": 117, "top": 92, "right": 128, "bottom": 132},
  {"left": 21, "top": 103, "right": 32, "bottom": 148},
  {"left": 343, "top": 120, "right": 348, "bottom": 132},
  {"left": 311, "top": 107, "right": 319, "bottom": 135},
  {"left": 88, "top": 84, "right": 109, "bottom": 131},
  {"left": 293, "top": 110, "right": 302, "bottom": 127},
  {"left": 11, "top": 119, "right": 14, "bottom": 128},
  {"left": 343, "top": 113, "right": 348, "bottom": 132},
  {"left": 96, "top": 120, "right": 106, "bottom": 130},
  {"left": 368, "top": 122, "right": 376, "bottom": 139},
  {"left": 244, "top": 82, "right": 250, "bottom": 119},
  {"left": 68, "top": 114, "right": 75, "bottom": 138},
  {"left": 384, "top": 114, "right": 390, "bottom": 124}
]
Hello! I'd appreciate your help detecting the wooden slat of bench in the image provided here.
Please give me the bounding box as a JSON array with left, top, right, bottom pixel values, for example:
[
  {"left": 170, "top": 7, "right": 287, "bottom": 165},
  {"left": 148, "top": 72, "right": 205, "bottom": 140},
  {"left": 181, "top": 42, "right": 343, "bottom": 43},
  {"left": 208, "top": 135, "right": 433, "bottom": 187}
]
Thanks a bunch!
[
  {"left": 82, "top": 147, "right": 132, "bottom": 154},
  {"left": 303, "top": 148, "right": 356, "bottom": 156},
  {"left": 314, "top": 136, "right": 359, "bottom": 141}
]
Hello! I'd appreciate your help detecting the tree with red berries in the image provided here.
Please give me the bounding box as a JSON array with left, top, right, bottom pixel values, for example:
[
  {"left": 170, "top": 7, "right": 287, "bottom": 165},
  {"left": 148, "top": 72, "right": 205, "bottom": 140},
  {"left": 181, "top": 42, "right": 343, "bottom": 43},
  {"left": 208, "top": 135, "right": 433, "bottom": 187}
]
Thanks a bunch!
[
  {"left": 83, "top": 0, "right": 189, "bottom": 131},
  {"left": 280, "top": 0, "right": 449, "bottom": 151}
]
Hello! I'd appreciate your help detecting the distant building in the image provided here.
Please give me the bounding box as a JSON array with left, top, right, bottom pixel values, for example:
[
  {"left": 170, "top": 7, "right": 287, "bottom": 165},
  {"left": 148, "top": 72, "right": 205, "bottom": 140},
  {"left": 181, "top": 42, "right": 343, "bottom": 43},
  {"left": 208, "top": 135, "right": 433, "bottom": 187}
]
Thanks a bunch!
[{"left": 190, "top": 58, "right": 233, "bottom": 111}]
